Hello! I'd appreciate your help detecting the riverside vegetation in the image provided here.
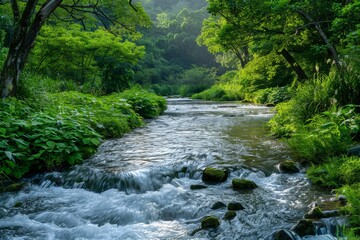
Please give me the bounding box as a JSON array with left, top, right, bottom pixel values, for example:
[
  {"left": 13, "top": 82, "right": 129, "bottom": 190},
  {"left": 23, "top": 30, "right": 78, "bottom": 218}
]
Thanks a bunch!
[
  {"left": 1, "top": 0, "right": 360, "bottom": 238},
  {"left": 0, "top": 78, "right": 166, "bottom": 182}
]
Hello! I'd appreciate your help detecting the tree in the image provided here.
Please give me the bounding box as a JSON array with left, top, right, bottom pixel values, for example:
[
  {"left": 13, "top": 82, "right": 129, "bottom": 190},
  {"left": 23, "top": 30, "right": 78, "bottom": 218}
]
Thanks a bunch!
[{"left": 0, "top": 0, "right": 148, "bottom": 98}]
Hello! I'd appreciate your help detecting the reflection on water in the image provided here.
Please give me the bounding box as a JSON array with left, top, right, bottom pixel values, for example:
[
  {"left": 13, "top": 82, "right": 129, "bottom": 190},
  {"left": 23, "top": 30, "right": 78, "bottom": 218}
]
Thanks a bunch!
[{"left": 0, "top": 99, "right": 337, "bottom": 240}]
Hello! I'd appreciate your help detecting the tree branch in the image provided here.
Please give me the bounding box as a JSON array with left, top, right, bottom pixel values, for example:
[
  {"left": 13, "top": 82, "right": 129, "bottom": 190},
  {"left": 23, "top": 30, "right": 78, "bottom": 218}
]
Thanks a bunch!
[{"left": 10, "top": 0, "right": 20, "bottom": 22}]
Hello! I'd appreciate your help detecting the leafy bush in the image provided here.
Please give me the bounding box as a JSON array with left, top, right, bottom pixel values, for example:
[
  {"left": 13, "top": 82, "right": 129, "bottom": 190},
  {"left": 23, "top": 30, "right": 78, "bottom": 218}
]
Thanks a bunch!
[
  {"left": 0, "top": 98, "right": 101, "bottom": 179},
  {"left": 116, "top": 86, "right": 167, "bottom": 118},
  {"left": 47, "top": 91, "right": 143, "bottom": 138},
  {"left": 269, "top": 74, "right": 336, "bottom": 137},
  {"left": 178, "top": 66, "right": 217, "bottom": 97},
  {"left": 192, "top": 85, "right": 226, "bottom": 100},
  {"left": 1, "top": 87, "right": 167, "bottom": 179},
  {"left": 287, "top": 105, "right": 358, "bottom": 163},
  {"left": 338, "top": 183, "right": 360, "bottom": 228}
]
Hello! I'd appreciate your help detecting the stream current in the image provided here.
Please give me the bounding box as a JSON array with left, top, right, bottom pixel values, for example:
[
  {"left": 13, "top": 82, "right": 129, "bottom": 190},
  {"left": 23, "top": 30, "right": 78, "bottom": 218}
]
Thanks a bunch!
[{"left": 0, "top": 99, "right": 341, "bottom": 239}]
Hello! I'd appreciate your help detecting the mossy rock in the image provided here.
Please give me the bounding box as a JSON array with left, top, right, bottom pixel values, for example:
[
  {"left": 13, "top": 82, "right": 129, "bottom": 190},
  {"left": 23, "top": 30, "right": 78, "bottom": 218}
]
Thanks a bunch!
[
  {"left": 232, "top": 178, "right": 258, "bottom": 190},
  {"left": 190, "top": 184, "right": 207, "bottom": 190},
  {"left": 227, "top": 202, "right": 245, "bottom": 211},
  {"left": 279, "top": 160, "right": 299, "bottom": 173},
  {"left": 223, "top": 211, "right": 236, "bottom": 220},
  {"left": 211, "top": 201, "right": 226, "bottom": 210},
  {"left": 304, "top": 206, "right": 325, "bottom": 219},
  {"left": 13, "top": 202, "right": 22, "bottom": 208},
  {"left": 291, "top": 219, "right": 316, "bottom": 237},
  {"left": 202, "top": 167, "right": 228, "bottom": 183},
  {"left": 201, "top": 216, "right": 220, "bottom": 229}
]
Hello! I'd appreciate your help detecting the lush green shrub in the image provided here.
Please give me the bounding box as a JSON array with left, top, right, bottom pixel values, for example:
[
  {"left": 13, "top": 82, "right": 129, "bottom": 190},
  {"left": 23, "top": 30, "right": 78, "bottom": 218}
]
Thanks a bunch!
[
  {"left": 116, "top": 86, "right": 167, "bottom": 118},
  {"left": 338, "top": 183, "right": 360, "bottom": 228},
  {"left": 192, "top": 85, "right": 226, "bottom": 100},
  {"left": 1, "top": 87, "right": 167, "bottom": 179},
  {"left": 177, "top": 66, "right": 217, "bottom": 97},
  {"left": 47, "top": 91, "right": 143, "bottom": 138},
  {"left": 269, "top": 74, "right": 336, "bottom": 137},
  {"left": 287, "top": 105, "right": 357, "bottom": 163},
  {"left": 0, "top": 98, "right": 101, "bottom": 179}
]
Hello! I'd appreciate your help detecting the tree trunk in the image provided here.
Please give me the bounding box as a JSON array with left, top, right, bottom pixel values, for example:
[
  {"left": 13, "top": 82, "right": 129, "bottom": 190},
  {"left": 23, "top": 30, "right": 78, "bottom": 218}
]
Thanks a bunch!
[
  {"left": 279, "top": 48, "right": 308, "bottom": 82},
  {"left": 1, "top": 0, "right": 63, "bottom": 98},
  {"left": 297, "top": 10, "right": 341, "bottom": 70}
]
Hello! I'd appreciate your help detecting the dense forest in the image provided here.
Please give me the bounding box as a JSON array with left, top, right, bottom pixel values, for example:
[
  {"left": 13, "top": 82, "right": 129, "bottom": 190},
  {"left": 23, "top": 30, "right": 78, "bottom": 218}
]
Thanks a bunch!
[{"left": 1, "top": 0, "right": 360, "bottom": 238}]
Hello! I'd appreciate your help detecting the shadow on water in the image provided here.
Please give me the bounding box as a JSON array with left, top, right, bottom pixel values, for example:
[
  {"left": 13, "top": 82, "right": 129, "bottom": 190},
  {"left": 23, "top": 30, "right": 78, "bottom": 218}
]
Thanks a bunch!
[{"left": 0, "top": 99, "right": 342, "bottom": 240}]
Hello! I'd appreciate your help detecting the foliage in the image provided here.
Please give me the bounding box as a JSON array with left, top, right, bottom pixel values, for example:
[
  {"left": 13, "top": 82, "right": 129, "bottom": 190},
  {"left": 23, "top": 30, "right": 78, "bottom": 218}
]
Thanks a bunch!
[
  {"left": 192, "top": 85, "right": 226, "bottom": 101},
  {"left": 287, "top": 105, "right": 358, "bottom": 163},
  {"left": 0, "top": 98, "right": 101, "bottom": 179},
  {"left": 0, "top": 86, "right": 166, "bottom": 179},
  {"left": 268, "top": 74, "right": 336, "bottom": 137},
  {"left": 247, "top": 87, "right": 293, "bottom": 105},
  {"left": 115, "top": 86, "right": 167, "bottom": 118},
  {"left": 178, "top": 66, "right": 217, "bottom": 97},
  {"left": 307, "top": 156, "right": 349, "bottom": 189},
  {"left": 29, "top": 24, "right": 145, "bottom": 91},
  {"left": 338, "top": 183, "right": 360, "bottom": 228}
]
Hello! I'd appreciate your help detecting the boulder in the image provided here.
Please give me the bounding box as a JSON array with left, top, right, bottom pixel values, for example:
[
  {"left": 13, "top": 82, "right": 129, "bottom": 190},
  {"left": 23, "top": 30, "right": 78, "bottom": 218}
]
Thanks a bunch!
[
  {"left": 201, "top": 216, "right": 220, "bottom": 229},
  {"left": 304, "top": 206, "right": 325, "bottom": 219},
  {"left": 232, "top": 178, "right": 258, "bottom": 190},
  {"left": 348, "top": 145, "right": 360, "bottom": 156},
  {"left": 223, "top": 211, "right": 236, "bottom": 220},
  {"left": 202, "top": 167, "right": 228, "bottom": 183},
  {"left": 190, "top": 184, "right": 207, "bottom": 190},
  {"left": 211, "top": 201, "right": 227, "bottom": 210},
  {"left": 227, "top": 202, "right": 245, "bottom": 211},
  {"left": 338, "top": 195, "right": 347, "bottom": 205},
  {"left": 279, "top": 160, "right": 300, "bottom": 173},
  {"left": 291, "top": 219, "right": 316, "bottom": 237}
]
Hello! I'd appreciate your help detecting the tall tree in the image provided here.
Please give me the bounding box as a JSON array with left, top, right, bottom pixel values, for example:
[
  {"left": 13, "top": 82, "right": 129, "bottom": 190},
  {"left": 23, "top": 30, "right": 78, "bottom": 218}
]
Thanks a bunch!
[{"left": 0, "top": 0, "right": 148, "bottom": 98}]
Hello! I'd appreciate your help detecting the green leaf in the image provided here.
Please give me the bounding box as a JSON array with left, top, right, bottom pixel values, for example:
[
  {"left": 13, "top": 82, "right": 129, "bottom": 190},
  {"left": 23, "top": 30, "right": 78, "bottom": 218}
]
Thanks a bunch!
[
  {"left": 90, "top": 138, "right": 100, "bottom": 146},
  {"left": 46, "top": 141, "right": 56, "bottom": 148},
  {"left": 5, "top": 151, "right": 15, "bottom": 162}
]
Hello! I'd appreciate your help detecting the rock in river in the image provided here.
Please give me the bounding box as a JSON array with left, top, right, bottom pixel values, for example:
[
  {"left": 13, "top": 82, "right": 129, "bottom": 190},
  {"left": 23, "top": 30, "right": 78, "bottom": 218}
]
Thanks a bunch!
[
  {"left": 232, "top": 178, "right": 258, "bottom": 190},
  {"left": 279, "top": 160, "right": 300, "bottom": 173},
  {"left": 201, "top": 216, "right": 220, "bottom": 229},
  {"left": 291, "top": 219, "right": 316, "bottom": 237},
  {"left": 202, "top": 167, "right": 228, "bottom": 183}
]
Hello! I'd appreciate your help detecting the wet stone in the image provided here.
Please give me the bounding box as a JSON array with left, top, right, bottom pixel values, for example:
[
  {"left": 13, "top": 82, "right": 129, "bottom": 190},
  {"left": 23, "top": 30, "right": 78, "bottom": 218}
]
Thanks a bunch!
[
  {"left": 271, "top": 229, "right": 298, "bottom": 240},
  {"left": 223, "top": 211, "right": 236, "bottom": 220},
  {"left": 211, "top": 201, "right": 226, "bottom": 210},
  {"left": 232, "top": 178, "right": 258, "bottom": 190},
  {"left": 304, "top": 206, "right": 325, "bottom": 219},
  {"left": 291, "top": 219, "right": 316, "bottom": 237},
  {"left": 202, "top": 167, "right": 228, "bottom": 183},
  {"left": 227, "top": 202, "right": 245, "bottom": 211},
  {"left": 279, "top": 160, "right": 299, "bottom": 173},
  {"left": 201, "top": 216, "right": 220, "bottom": 229}
]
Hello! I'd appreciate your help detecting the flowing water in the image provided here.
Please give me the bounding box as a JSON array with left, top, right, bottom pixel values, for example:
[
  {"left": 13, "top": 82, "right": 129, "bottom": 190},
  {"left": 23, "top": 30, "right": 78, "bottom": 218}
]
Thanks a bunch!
[{"left": 0, "top": 99, "right": 344, "bottom": 240}]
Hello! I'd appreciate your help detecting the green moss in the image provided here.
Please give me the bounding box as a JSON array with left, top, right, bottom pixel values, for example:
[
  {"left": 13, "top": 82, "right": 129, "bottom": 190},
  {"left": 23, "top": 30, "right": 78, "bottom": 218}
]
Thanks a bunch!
[
  {"left": 202, "top": 167, "right": 228, "bottom": 183},
  {"left": 227, "top": 202, "right": 245, "bottom": 211},
  {"left": 232, "top": 178, "right": 258, "bottom": 190},
  {"left": 279, "top": 160, "right": 299, "bottom": 173},
  {"left": 223, "top": 211, "right": 236, "bottom": 220},
  {"left": 201, "top": 216, "right": 220, "bottom": 229},
  {"left": 305, "top": 206, "right": 325, "bottom": 219}
]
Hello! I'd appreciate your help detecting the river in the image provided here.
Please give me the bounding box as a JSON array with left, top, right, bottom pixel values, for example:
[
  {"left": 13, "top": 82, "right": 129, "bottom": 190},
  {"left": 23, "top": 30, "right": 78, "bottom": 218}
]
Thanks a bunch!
[{"left": 0, "top": 99, "right": 342, "bottom": 239}]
